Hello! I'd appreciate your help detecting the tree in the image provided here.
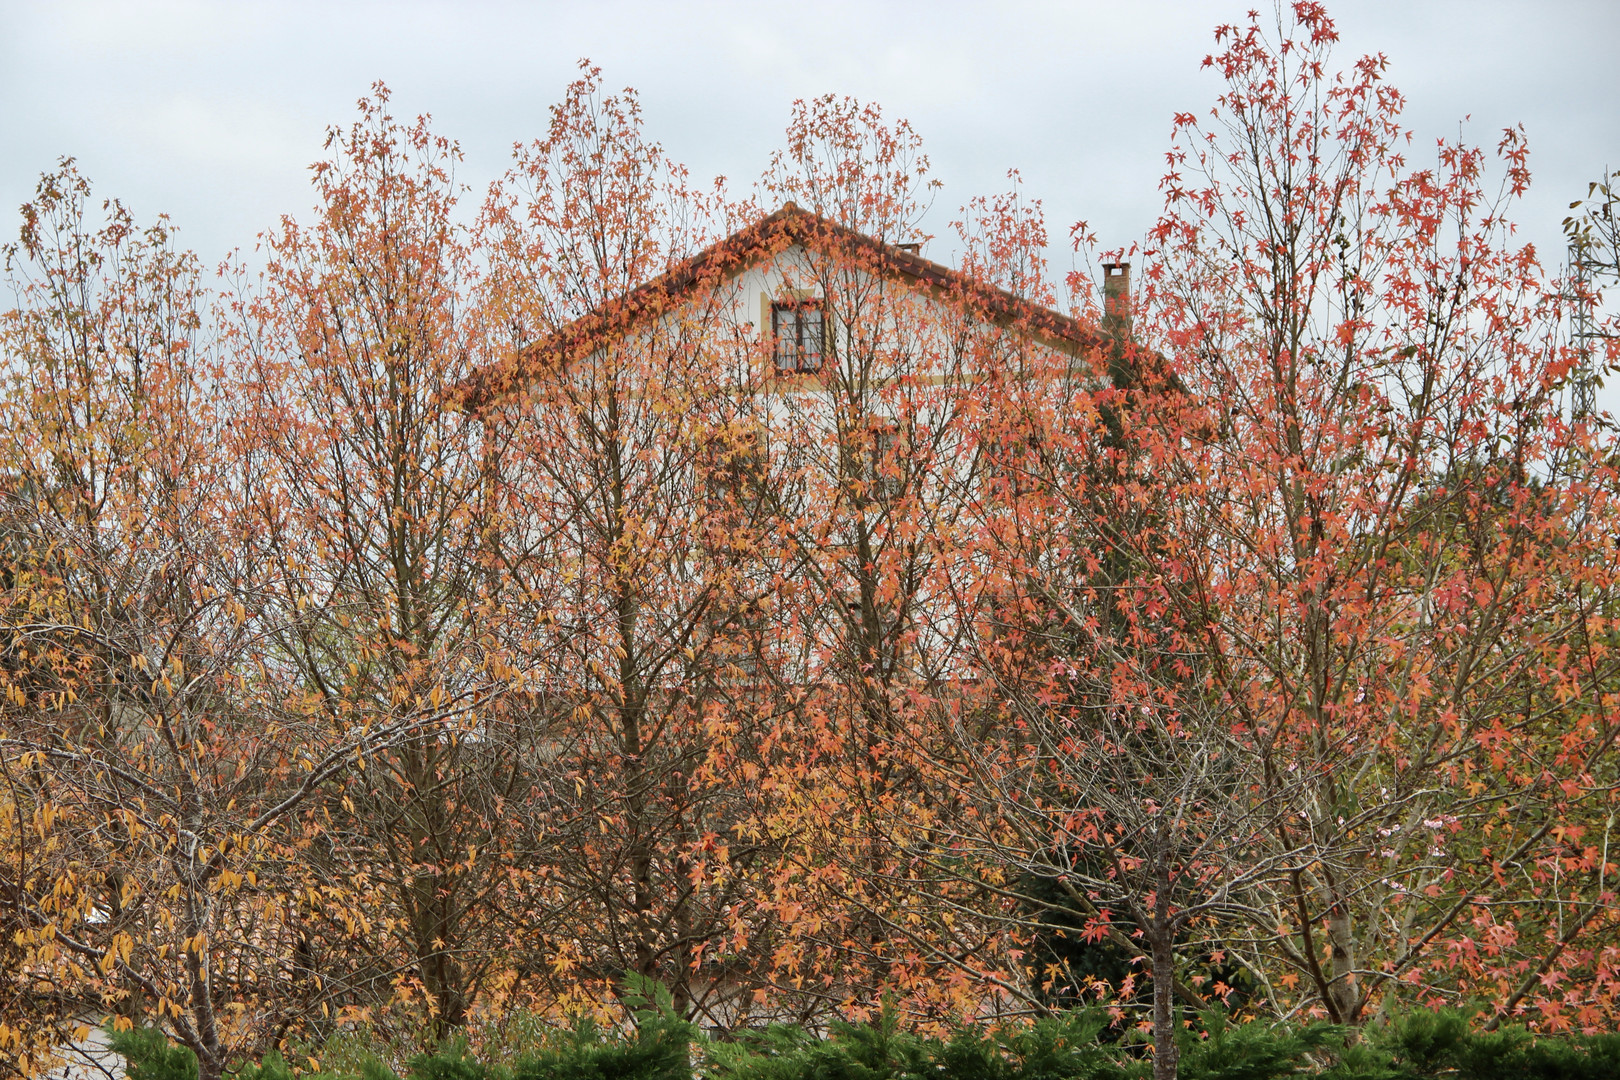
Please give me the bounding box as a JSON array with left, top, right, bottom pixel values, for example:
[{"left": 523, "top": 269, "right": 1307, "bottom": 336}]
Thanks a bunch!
[
  {"left": 727, "top": 103, "right": 1132, "bottom": 1024},
  {"left": 228, "top": 87, "right": 527, "bottom": 1040},
  {"left": 739, "top": 96, "right": 983, "bottom": 1018},
  {"left": 0, "top": 162, "right": 378, "bottom": 1080},
  {"left": 477, "top": 66, "right": 784, "bottom": 1026},
  {"left": 939, "top": 330, "right": 1314, "bottom": 1079},
  {"left": 1117, "top": 1, "right": 1620, "bottom": 1030}
]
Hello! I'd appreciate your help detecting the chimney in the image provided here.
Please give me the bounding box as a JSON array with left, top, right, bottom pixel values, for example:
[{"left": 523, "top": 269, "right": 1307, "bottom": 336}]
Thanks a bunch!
[
  {"left": 1101, "top": 262, "right": 1131, "bottom": 342},
  {"left": 896, "top": 242, "right": 921, "bottom": 255}
]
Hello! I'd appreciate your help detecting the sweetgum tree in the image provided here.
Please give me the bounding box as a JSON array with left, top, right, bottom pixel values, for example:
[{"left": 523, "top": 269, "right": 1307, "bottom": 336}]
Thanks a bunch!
[
  {"left": 1105, "top": 0, "right": 1620, "bottom": 1035},
  {"left": 476, "top": 67, "right": 784, "bottom": 1024},
  {"left": 226, "top": 87, "right": 540, "bottom": 1040}
]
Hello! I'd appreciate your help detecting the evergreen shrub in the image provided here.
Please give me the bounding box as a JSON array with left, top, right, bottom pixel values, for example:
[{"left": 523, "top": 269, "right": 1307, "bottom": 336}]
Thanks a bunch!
[{"left": 105, "top": 995, "right": 1620, "bottom": 1080}]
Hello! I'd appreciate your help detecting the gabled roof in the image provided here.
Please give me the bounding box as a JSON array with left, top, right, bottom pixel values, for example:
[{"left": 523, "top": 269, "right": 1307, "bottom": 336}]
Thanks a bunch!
[{"left": 455, "top": 202, "right": 1105, "bottom": 412}]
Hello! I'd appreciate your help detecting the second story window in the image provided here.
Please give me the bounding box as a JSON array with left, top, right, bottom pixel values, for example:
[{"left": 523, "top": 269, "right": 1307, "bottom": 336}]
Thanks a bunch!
[
  {"left": 702, "top": 429, "right": 767, "bottom": 519},
  {"left": 866, "top": 421, "right": 902, "bottom": 502},
  {"left": 771, "top": 299, "right": 825, "bottom": 373}
]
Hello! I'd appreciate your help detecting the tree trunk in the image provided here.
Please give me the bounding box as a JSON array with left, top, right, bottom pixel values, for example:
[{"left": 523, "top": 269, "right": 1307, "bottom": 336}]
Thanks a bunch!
[
  {"left": 1324, "top": 882, "right": 1360, "bottom": 1023},
  {"left": 1150, "top": 886, "right": 1179, "bottom": 1080}
]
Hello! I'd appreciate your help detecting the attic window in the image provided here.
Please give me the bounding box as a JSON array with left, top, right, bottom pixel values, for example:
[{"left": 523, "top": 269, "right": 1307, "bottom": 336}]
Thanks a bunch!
[{"left": 771, "top": 299, "right": 825, "bottom": 373}]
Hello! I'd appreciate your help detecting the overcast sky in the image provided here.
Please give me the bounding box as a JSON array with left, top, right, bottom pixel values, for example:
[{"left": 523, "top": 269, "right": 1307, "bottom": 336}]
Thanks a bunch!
[{"left": 2, "top": 0, "right": 1616, "bottom": 282}]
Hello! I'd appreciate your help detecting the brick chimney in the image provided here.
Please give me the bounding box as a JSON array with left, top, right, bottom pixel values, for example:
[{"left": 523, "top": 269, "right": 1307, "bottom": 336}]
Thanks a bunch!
[{"left": 1101, "top": 262, "right": 1131, "bottom": 342}]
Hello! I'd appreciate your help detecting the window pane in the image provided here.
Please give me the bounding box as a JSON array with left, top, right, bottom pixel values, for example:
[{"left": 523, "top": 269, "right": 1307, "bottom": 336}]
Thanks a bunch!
[{"left": 799, "top": 305, "right": 823, "bottom": 371}]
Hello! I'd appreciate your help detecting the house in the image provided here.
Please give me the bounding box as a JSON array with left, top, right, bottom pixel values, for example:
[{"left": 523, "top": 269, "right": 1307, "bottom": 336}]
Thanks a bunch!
[
  {"left": 453, "top": 198, "right": 1136, "bottom": 684},
  {"left": 449, "top": 201, "right": 1134, "bottom": 694}
]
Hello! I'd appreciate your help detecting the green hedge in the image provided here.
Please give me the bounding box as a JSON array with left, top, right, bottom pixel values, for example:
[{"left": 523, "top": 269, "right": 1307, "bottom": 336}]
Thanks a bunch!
[{"left": 109, "top": 994, "right": 1620, "bottom": 1080}]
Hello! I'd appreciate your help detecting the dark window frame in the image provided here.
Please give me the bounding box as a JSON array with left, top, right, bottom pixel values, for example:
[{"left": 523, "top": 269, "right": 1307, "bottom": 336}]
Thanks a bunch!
[
  {"left": 770, "top": 298, "right": 826, "bottom": 373},
  {"left": 866, "top": 419, "right": 903, "bottom": 503},
  {"left": 702, "top": 428, "right": 767, "bottom": 513}
]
